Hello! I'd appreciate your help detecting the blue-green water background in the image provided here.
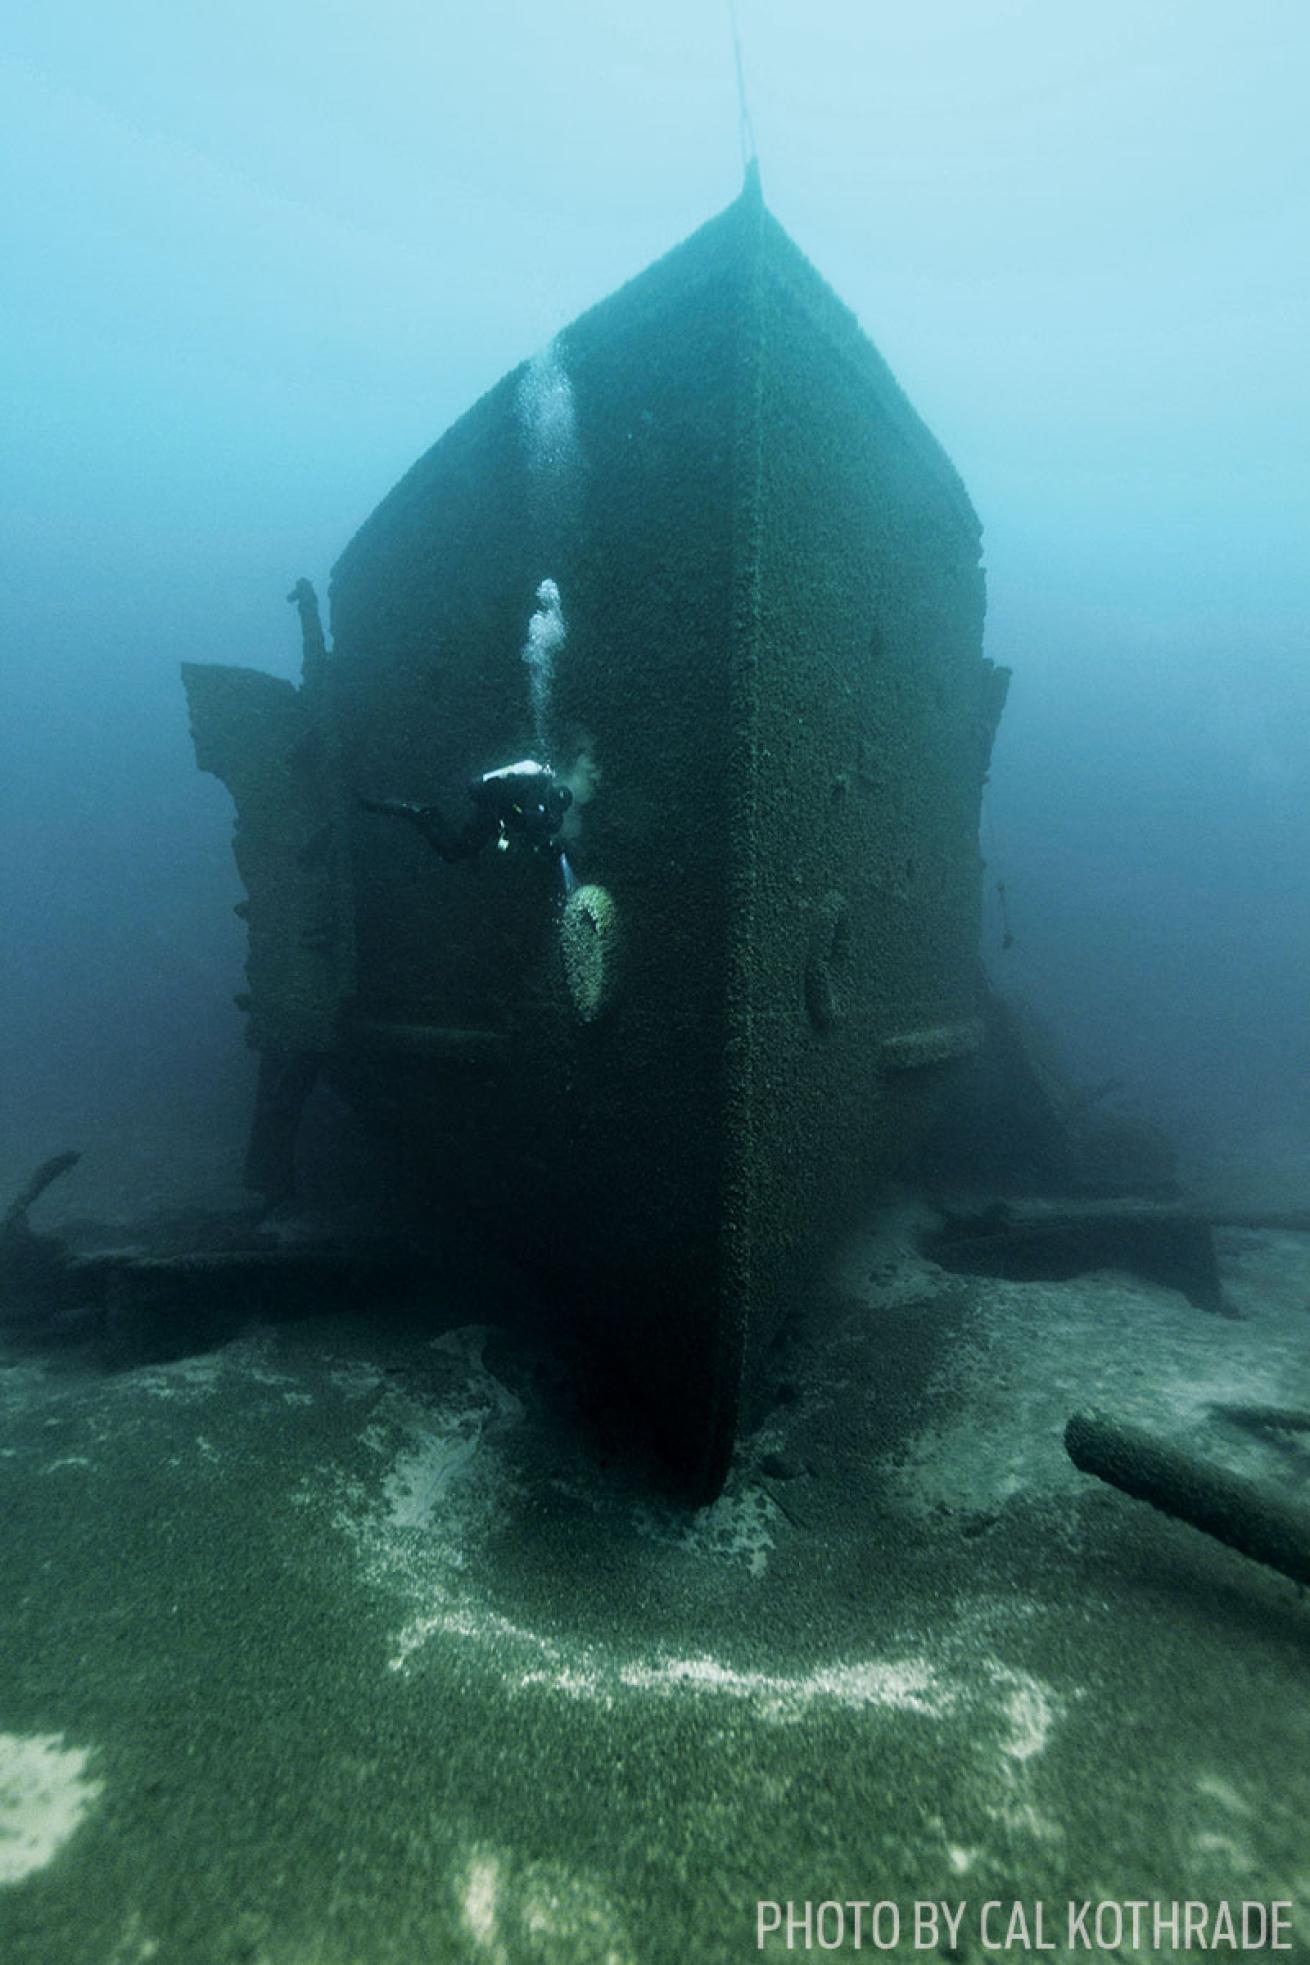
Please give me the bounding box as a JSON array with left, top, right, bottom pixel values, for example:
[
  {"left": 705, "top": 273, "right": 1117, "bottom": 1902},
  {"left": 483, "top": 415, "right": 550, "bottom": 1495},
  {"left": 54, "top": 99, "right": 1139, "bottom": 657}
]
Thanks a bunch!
[{"left": 3, "top": 0, "right": 1308, "bottom": 1216}]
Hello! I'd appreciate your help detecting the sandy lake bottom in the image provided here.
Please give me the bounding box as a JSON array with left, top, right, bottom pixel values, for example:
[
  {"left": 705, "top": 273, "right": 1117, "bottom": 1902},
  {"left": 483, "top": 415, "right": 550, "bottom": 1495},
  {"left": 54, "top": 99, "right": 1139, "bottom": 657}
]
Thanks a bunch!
[{"left": 1, "top": 1203, "right": 1308, "bottom": 1963}]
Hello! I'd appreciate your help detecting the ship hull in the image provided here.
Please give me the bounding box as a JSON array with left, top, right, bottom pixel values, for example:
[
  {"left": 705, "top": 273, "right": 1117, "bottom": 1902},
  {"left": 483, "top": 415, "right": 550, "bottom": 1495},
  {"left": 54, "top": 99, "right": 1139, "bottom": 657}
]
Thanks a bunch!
[{"left": 185, "top": 182, "right": 1007, "bottom": 1497}]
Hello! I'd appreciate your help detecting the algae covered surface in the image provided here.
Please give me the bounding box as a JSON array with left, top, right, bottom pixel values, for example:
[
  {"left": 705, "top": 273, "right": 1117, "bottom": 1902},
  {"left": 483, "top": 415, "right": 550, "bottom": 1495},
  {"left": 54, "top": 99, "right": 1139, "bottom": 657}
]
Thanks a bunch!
[{"left": 1, "top": 1210, "right": 1308, "bottom": 1963}]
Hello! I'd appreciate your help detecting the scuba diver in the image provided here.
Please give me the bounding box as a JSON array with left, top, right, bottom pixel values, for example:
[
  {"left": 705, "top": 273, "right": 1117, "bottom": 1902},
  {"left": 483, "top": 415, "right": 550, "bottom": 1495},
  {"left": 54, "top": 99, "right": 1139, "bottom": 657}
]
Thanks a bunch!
[{"left": 361, "top": 758, "right": 572, "bottom": 866}]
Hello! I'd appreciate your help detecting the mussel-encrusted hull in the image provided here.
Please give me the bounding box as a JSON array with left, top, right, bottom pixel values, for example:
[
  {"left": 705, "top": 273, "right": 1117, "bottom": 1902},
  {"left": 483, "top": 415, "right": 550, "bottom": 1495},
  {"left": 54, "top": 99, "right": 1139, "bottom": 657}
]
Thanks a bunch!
[{"left": 187, "top": 180, "right": 1007, "bottom": 1497}]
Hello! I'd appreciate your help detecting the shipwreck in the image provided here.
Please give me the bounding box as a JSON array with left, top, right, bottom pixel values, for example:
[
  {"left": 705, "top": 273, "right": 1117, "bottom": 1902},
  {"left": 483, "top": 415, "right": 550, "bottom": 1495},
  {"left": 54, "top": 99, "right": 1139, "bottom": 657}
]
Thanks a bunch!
[{"left": 182, "top": 171, "right": 1009, "bottom": 1497}]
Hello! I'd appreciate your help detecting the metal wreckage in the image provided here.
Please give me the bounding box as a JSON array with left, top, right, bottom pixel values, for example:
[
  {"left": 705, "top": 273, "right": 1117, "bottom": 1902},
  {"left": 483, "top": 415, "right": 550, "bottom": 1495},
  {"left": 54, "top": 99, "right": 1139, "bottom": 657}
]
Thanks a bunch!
[
  {"left": 15, "top": 171, "right": 1303, "bottom": 1557},
  {"left": 179, "top": 170, "right": 1006, "bottom": 1497}
]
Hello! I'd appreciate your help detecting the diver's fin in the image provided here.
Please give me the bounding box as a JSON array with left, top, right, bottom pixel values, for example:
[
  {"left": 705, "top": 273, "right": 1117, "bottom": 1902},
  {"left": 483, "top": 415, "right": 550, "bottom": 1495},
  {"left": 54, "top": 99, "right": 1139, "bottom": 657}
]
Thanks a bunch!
[{"left": 359, "top": 797, "right": 469, "bottom": 863}]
